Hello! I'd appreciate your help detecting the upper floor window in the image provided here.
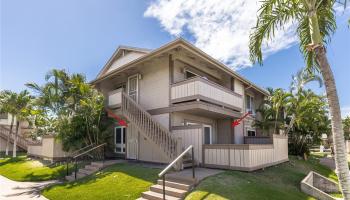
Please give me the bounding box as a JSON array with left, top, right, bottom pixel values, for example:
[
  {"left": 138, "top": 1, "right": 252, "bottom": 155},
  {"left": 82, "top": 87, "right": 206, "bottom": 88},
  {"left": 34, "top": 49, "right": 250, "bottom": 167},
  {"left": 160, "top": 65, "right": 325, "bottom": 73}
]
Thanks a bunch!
[
  {"left": 246, "top": 95, "right": 255, "bottom": 114},
  {"left": 231, "top": 77, "right": 235, "bottom": 92}
]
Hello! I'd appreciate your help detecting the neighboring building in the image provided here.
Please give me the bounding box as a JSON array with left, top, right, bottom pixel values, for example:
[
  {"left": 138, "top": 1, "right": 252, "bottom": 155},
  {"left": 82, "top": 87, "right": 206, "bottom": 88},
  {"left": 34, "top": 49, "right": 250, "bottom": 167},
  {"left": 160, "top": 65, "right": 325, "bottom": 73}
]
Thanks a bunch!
[
  {"left": 0, "top": 113, "right": 30, "bottom": 152},
  {"left": 92, "top": 38, "right": 288, "bottom": 171}
]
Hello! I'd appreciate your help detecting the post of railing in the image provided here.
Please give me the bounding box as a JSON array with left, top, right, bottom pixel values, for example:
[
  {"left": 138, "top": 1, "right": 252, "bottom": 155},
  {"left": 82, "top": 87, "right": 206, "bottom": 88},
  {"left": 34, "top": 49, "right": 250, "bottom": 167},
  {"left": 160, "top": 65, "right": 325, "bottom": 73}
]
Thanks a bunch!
[
  {"left": 192, "top": 147, "right": 195, "bottom": 179},
  {"left": 162, "top": 175, "right": 166, "bottom": 200},
  {"left": 74, "top": 158, "right": 77, "bottom": 180},
  {"left": 66, "top": 159, "right": 69, "bottom": 176},
  {"left": 103, "top": 145, "right": 105, "bottom": 164}
]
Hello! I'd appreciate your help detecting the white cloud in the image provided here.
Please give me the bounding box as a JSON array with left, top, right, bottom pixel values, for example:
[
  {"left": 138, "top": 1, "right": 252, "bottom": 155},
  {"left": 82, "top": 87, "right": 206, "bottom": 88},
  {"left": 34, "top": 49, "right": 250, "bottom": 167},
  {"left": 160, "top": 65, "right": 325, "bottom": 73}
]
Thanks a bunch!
[
  {"left": 342, "top": 106, "right": 350, "bottom": 118},
  {"left": 144, "top": 0, "right": 298, "bottom": 69}
]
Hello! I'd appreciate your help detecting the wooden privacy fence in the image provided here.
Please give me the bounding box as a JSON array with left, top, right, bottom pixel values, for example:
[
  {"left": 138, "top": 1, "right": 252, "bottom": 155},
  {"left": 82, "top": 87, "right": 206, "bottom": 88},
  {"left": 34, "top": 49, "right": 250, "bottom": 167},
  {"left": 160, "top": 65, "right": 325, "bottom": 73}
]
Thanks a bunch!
[
  {"left": 244, "top": 136, "right": 273, "bottom": 144},
  {"left": 203, "top": 134, "right": 288, "bottom": 171}
]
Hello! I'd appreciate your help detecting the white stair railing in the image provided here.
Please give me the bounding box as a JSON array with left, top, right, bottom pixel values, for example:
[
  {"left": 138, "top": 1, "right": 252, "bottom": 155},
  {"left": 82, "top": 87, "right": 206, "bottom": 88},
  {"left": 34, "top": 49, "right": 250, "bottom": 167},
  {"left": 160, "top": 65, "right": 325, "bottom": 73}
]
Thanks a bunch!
[{"left": 121, "top": 92, "right": 180, "bottom": 160}]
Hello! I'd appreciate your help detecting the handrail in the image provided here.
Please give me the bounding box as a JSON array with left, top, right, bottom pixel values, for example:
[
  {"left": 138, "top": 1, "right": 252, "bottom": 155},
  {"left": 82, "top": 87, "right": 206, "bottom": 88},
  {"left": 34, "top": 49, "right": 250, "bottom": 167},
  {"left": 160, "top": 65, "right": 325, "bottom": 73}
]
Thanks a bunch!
[
  {"left": 121, "top": 92, "right": 179, "bottom": 159},
  {"left": 70, "top": 143, "right": 95, "bottom": 157},
  {"left": 158, "top": 145, "right": 195, "bottom": 200},
  {"left": 69, "top": 143, "right": 107, "bottom": 180},
  {"left": 159, "top": 145, "right": 193, "bottom": 177},
  {"left": 73, "top": 143, "right": 107, "bottom": 159},
  {"left": 0, "top": 125, "right": 30, "bottom": 149},
  {"left": 122, "top": 92, "right": 177, "bottom": 141}
]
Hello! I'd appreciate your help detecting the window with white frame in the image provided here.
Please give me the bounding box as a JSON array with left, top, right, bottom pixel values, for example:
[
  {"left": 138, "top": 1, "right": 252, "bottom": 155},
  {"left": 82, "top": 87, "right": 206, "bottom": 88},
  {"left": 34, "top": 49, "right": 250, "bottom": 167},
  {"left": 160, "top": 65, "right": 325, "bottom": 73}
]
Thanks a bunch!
[{"left": 245, "top": 95, "right": 255, "bottom": 114}]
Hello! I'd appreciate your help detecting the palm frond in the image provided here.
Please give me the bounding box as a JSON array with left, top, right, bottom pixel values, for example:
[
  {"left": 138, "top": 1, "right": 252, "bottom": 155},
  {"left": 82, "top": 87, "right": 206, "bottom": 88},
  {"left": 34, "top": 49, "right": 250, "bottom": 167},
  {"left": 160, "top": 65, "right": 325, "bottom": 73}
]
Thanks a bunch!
[{"left": 249, "top": 0, "right": 300, "bottom": 65}]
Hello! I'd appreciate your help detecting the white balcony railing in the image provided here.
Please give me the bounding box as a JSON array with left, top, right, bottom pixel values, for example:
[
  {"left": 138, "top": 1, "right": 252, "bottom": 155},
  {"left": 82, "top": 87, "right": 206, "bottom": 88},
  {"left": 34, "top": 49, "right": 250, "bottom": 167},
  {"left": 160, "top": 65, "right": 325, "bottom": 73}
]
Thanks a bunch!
[
  {"left": 171, "top": 77, "right": 243, "bottom": 111},
  {"left": 108, "top": 88, "right": 123, "bottom": 108}
]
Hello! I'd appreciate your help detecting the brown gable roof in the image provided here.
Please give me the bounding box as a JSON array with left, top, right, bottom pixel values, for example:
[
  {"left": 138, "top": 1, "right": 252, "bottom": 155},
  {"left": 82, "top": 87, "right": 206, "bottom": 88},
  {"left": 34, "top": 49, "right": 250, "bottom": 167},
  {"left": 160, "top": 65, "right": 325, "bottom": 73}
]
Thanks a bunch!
[{"left": 92, "top": 38, "right": 268, "bottom": 96}]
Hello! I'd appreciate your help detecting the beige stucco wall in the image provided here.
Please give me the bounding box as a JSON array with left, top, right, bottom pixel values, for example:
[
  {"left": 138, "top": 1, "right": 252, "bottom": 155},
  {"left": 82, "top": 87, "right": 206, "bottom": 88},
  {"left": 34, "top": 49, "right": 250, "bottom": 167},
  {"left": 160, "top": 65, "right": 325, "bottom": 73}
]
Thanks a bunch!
[
  {"left": 126, "top": 122, "right": 169, "bottom": 163},
  {"left": 138, "top": 57, "right": 170, "bottom": 110},
  {"left": 152, "top": 113, "right": 170, "bottom": 130},
  {"left": 27, "top": 136, "right": 70, "bottom": 160}
]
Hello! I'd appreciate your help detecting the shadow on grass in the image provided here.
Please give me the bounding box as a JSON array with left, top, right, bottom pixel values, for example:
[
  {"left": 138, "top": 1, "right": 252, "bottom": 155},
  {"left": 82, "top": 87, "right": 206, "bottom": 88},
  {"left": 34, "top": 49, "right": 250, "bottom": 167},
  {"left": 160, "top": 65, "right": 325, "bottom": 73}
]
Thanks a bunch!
[
  {"left": 0, "top": 155, "right": 74, "bottom": 181},
  {"left": 186, "top": 156, "right": 336, "bottom": 200},
  {"left": 44, "top": 162, "right": 160, "bottom": 191}
]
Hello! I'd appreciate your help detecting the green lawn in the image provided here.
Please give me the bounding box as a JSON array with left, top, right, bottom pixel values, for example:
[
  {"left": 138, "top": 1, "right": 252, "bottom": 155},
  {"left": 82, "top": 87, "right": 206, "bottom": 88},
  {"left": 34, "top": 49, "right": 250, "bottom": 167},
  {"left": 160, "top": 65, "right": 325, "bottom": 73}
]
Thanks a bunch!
[
  {"left": 42, "top": 163, "right": 160, "bottom": 200},
  {"left": 0, "top": 155, "right": 70, "bottom": 181},
  {"left": 185, "top": 156, "right": 337, "bottom": 200}
]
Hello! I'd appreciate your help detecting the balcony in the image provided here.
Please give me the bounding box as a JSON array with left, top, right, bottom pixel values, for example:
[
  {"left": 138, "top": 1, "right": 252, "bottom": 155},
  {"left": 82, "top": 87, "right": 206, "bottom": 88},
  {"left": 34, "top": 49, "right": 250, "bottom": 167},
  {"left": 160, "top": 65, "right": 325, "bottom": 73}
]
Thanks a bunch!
[
  {"left": 171, "top": 77, "right": 243, "bottom": 114},
  {"left": 108, "top": 88, "right": 123, "bottom": 108}
]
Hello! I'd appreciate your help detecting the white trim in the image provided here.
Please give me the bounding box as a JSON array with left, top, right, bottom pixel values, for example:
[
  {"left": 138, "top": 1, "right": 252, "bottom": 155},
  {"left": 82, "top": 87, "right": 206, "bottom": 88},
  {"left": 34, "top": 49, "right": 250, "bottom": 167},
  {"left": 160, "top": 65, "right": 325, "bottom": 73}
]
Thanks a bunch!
[
  {"left": 245, "top": 94, "right": 255, "bottom": 115},
  {"left": 246, "top": 129, "right": 256, "bottom": 137},
  {"left": 114, "top": 126, "right": 126, "bottom": 154},
  {"left": 127, "top": 74, "right": 139, "bottom": 103}
]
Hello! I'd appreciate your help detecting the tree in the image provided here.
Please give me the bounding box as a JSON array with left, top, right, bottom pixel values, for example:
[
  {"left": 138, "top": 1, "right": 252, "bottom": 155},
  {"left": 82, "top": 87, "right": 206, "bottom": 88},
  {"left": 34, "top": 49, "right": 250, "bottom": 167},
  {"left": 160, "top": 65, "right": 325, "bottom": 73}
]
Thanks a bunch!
[
  {"left": 0, "top": 90, "right": 17, "bottom": 156},
  {"left": 288, "top": 89, "right": 330, "bottom": 156},
  {"left": 254, "top": 102, "right": 275, "bottom": 135},
  {"left": 11, "top": 90, "right": 33, "bottom": 157},
  {"left": 344, "top": 116, "right": 350, "bottom": 140},
  {"left": 286, "top": 69, "right": 323, "bottom": 135},
  {"left": 27, "top": 69, "right": 113, "bottom": 151},
  {"left": 267, "top": 88, "right": 292, "bottom": 134},
  {"left": 249, "top": 0, "right": 350, "bottom": 197}
]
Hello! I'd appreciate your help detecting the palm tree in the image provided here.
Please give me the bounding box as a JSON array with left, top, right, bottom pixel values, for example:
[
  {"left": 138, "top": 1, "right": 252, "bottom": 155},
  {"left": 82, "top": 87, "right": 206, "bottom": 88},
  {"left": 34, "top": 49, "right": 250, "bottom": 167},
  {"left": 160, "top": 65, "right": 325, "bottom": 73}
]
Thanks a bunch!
[
  {"left": 343, "top": 116, "right": 350, "bottom": 139},
  {"left": 249, "top": 0, "right": 350, "bottom": 197},
  {"left": 0, "top": 90, "right": 17, "bottom": 156},
  {"left": 254, "top": 103, "right": 275, "bottom": 135},
  {"left": 286, "top": 69, "right": 323, "bottom": 135},
  {"left": 268, "top": 88, "right": 292, "bottom": 134},
  {"left": 12, "top": 90, "right": 32, "bottom": 157}
]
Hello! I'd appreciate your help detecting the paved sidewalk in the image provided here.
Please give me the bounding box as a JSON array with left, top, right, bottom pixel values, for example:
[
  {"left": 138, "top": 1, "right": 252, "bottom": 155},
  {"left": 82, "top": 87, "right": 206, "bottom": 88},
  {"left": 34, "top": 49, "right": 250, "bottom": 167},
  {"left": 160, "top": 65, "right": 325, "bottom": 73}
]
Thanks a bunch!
[{"left": 0, "top": 175, "right": 58, "bottom": 200}]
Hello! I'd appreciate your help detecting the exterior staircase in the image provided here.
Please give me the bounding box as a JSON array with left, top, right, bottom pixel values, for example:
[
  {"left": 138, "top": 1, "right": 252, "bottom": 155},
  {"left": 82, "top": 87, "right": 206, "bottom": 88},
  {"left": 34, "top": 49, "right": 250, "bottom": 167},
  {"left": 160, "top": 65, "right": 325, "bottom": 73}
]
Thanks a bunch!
[
  {"left": 120, "top": 92, "right": 181, "bottom": 163},
  {"left": 65, "top": 160, "right": 121, "bottom": 181},
  {"left": 137, "top": 176, "right": 195, "bottom": 200},
  {"left": 0, "top": 125, "right": 31, "bottom": 151}
]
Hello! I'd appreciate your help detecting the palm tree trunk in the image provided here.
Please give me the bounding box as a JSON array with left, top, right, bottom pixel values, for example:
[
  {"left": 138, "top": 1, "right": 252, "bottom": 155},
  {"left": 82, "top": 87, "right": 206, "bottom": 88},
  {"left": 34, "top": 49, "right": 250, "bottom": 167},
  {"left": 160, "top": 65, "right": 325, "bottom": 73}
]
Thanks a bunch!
[
  {"left": 12, "top": 121, "right": 19, "bottom": 158},
  {"left": 5, "top": 116, "right": 14, "bottom": 156},
  {"left": 306, "top": 4, "right": 350, "bottom": 198},
  {"left": 315, "top": 45, "right": 350, "bottom": 199},
  {"left": 12, "top": 121, "right": 19, "bottom": 157},
  {"left": 285, "top": 114, "right": 296, "bottom": 136}
]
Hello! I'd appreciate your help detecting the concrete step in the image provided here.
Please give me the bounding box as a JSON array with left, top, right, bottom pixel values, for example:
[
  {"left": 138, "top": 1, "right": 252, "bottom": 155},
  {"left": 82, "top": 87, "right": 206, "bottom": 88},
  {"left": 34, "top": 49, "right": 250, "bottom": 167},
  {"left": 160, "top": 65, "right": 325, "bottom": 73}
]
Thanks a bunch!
[
  {"left": 141, "top": 191, "right": 180, "bottom": 200},
  {"left": 157, "top": 179, "right": 192, "bottom": 191},
  {"left": 182, "top": 162, "right": 196, "bottom": 169},
  {"left": 79, "top": 168, "right": 95, "bottom": 175},
  {"left": 85, "top": 165, "right": 99, "bottom": 171},
  {"left": 91, "top": 162, "right": 104, "bottom": 168},
  {"left": 65, "top": 175, "right": 75, "bottom": 182},
  {"left": 150, "top": 184, "right": 187, "bottom": 198},
  {"left": 165, "top": 174, "right": 197, "bottom": 185}
]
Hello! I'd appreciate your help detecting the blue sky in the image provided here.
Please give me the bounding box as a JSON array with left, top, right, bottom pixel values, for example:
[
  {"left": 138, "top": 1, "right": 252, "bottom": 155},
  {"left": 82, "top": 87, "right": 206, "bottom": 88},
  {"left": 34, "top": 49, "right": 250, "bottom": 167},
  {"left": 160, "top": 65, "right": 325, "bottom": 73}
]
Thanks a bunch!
[{"left": 1, "top": 0, "right": 349, "bottom": 116}]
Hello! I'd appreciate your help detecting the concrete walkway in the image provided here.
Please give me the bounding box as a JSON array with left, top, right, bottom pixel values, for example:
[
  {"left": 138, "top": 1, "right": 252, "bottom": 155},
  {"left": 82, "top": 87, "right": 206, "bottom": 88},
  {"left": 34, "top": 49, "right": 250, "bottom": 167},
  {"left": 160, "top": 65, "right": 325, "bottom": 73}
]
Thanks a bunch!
[
  {"left": 167, "top": 167, "right": 223, "bottom": 182},
  {"left": 0, "top": 175, "right": 58, "bottom": 200}
]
